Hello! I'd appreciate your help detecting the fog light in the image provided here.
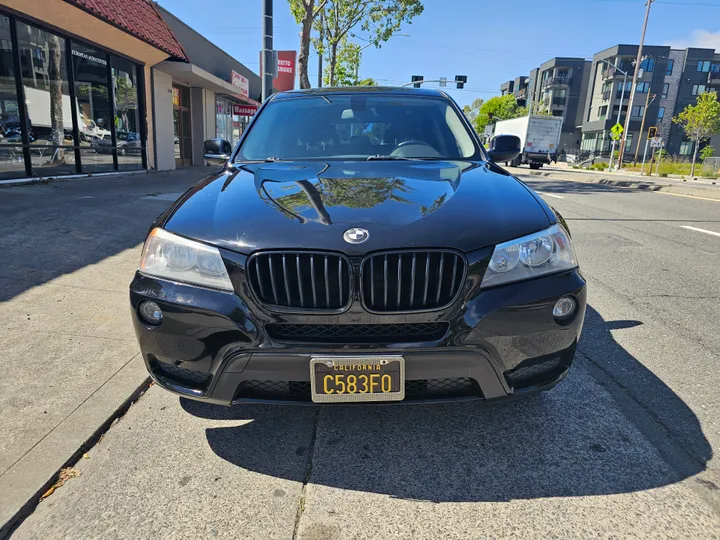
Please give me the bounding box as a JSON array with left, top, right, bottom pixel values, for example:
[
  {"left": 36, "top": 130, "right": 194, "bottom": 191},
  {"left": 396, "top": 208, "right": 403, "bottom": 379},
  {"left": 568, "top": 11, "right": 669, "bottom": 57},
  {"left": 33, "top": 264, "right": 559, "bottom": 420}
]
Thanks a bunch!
[
  {"left": 553, "top": 296, "right": 576, "bottom": 319},
  {"left": 139, "top": 300, "right": 163, "bottom": 325}
]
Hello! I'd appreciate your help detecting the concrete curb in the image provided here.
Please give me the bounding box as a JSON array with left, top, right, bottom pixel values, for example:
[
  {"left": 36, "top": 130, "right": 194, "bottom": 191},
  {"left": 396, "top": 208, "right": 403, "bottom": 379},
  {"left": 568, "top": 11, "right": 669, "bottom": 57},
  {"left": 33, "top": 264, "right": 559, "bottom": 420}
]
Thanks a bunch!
[
  {"left": 528, "top": 171, "right": 720, "bottom": 201},
  {"left": 0, "top": 358, "right": 151, "bottom": 539}
]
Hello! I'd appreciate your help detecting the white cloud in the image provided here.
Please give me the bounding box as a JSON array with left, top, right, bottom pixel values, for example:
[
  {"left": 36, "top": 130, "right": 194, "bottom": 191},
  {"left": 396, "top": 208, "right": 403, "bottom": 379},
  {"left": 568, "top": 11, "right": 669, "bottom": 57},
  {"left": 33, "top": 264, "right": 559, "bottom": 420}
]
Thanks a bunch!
[{"left": 667, "top": 30, "right": 720, "bottom": 51}]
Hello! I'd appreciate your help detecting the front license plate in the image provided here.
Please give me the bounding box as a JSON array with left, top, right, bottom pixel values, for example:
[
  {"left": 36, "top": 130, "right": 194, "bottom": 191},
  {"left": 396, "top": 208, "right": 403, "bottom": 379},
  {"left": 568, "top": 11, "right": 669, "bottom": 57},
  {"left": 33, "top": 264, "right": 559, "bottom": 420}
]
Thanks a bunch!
[{"left": 310, "top": 356, "right": 405, "bottom": 403}]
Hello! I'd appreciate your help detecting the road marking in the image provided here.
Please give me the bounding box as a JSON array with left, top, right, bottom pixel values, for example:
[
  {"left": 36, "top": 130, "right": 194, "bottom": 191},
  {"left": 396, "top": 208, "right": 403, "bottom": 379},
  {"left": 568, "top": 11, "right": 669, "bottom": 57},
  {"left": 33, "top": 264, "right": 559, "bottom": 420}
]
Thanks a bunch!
[
  {"left": 537, "top": 192, "right": 565, "bottom": 199},
  {"left": 680, "top": 226, "right": 720, "bottom": 238},
  {"left": 653, "top": 191, "right": 720, "bottom": 203}
]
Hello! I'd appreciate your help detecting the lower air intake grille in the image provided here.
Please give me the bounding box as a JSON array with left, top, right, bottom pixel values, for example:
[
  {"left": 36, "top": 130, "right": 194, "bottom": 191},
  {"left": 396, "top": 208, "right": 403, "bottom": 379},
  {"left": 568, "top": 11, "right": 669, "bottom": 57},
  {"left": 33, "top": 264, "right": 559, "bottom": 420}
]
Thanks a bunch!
[
  {"left": 237, "top": 378, "right": 480, "bottom": 402},
  {"left": 150, "top": 360, "right": 211, "bottom": 389},
  {"left": 361, "top": 250, "right": 466, "bottom": 312},
  {"left": 265, "top": 322, "right": 449, "bottom": 343},
  {"left": 505, "top": 357, "right": 565, "bottom": 389},
  {"left": 248, "top": 251, "right": 351, "bottom": 311}
]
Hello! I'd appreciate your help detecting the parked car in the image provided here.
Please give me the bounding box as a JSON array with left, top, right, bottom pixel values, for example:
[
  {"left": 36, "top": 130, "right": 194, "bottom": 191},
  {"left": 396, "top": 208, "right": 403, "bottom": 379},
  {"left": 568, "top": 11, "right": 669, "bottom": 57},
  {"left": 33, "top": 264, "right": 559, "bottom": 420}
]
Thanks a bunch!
[
  {"left": 95, "top": 131, "right": 141, "bottom": 155},
  {"left": 129, "top": 87, "right": 586, "bottom": 405}
]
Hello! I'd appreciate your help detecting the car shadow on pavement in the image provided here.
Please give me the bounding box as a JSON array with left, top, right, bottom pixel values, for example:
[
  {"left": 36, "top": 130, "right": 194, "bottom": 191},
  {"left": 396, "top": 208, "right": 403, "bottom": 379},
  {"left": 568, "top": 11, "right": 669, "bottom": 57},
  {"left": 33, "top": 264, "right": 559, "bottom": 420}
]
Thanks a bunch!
[
  {"left": 181, "top": 305, "right": 711, "bottom": 503},
  {"left": 521, "top": 178, "right": 638, "bottom": 195}
]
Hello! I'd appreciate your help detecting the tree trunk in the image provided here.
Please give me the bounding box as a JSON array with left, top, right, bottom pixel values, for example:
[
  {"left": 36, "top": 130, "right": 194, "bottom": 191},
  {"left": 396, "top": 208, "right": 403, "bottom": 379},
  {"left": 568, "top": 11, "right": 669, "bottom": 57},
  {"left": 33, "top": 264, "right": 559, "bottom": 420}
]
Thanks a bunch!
[
  {"left": 691, "top": 140, "right": 699, "bottom": 178},
  {"left": 297, "top": 1, "right": 314, "bottom": 89},
  {"left": 329, "top": 42, "right": 338, "bottom": 87},
  {"left": 48, "top": 34, "right": 64, "bottom": 163}
]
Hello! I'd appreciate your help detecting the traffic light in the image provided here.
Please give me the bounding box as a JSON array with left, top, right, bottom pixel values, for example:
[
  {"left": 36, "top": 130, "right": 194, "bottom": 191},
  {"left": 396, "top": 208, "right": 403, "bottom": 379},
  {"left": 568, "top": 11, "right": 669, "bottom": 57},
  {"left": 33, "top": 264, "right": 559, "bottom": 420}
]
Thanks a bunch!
[
  {"left": 411, "top": 75, "right": 423, "bottom": 88},
  {"left": 648, "top": 126, "right": 657, "bottom": 139},
  {"left": 455, "top": 75, "right": 467, "bottom": 89}
]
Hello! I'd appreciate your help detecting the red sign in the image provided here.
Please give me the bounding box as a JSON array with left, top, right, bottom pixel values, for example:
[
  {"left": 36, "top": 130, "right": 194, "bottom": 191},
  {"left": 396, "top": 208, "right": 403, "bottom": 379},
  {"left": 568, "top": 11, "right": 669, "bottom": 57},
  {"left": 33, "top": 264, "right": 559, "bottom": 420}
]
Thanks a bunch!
[
  {"left": 260, "top": 50, "right": 297, "bottom": 92},
  {"left": 275, "top": 51, "right": 296, "bottom": 91},
  {"left": 231, "top": 70, "right": 249, "bottom": 97},
  {"left": 233, "top": 104, "right": 258, "bottom": 116}
]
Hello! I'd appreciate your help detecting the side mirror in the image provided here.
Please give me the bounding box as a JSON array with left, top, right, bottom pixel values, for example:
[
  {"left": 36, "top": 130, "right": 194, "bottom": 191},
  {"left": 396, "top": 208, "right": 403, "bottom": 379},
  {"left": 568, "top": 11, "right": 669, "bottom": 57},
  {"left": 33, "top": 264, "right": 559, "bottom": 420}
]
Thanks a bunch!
[
  {"left": 203, "top": 138, "right": 232, "bottom": 166},
  {"left": 487, "top": 134, "right": 521, "bottom": 163}
]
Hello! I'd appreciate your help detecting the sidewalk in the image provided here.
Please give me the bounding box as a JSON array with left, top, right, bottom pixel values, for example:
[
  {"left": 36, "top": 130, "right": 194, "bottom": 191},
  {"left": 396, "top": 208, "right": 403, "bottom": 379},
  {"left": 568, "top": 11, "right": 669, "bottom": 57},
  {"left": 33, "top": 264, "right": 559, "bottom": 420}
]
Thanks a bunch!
[
  {"left": 0, "top": 167, "right": 210, "bottom": 535},
  {"left": 510, "top": 164, "right": 720, "bottom": 200}
]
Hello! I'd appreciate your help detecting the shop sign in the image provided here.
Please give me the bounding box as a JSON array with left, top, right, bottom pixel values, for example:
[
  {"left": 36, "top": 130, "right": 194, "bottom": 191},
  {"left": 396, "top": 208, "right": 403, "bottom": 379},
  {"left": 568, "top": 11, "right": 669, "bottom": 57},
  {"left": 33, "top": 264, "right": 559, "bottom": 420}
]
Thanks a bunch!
[
  {"left": 72, "top": 48, "right": 107, "bottom": 66},
  {"left": 233, "top": 104, "right": 258, "bottom": 116},
  {"left": 231, "top": 70, "right": 249, "bottom": 97},
  {"left": 172, "top": 87, "right": 180, "bottom": 106}
]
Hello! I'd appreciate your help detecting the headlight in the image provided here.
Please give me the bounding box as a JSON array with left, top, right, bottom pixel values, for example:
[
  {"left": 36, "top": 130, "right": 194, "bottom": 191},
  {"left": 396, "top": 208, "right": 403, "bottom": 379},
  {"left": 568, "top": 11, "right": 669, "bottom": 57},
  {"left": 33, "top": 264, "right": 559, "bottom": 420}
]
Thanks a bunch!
[
  {"left": 139, "top": 228, "right": 233, "bottom": 291},
  {"left": 481, "top": 224, "right": 577, "bottom": 288}
]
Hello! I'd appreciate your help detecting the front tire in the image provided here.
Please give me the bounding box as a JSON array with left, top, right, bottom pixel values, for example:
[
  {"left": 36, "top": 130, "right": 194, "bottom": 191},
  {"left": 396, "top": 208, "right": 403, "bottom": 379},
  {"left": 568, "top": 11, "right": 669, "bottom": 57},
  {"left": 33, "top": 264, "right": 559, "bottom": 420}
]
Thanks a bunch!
[{"left": 529, "top": 163, "right": 541, "bottom": 170}]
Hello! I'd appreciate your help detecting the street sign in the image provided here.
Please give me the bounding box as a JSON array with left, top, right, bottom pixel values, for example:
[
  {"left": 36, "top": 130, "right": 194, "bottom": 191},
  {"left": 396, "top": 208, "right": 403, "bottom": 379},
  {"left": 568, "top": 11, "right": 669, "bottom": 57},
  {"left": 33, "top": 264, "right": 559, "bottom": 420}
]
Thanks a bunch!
[
  {"left": 411, "top": 75, "right": 423, "bottom": 88},
  {"left": 650, "top": 137, "right": 663, "bottom": 148},
  {"left": 648, "top": 126, "right": 657, "bottom": 139},
  {"left": 455, "top": 75, "right": 467, "bottom": 89},
  {"left": 610, "top": 123, "right": 624, "bottom": 141},
  {"left": 483, "top": 125, "right": 494, "bottom": 138},
  {"left": 439, "top": 77, "right": 447, "bottom": 88}
]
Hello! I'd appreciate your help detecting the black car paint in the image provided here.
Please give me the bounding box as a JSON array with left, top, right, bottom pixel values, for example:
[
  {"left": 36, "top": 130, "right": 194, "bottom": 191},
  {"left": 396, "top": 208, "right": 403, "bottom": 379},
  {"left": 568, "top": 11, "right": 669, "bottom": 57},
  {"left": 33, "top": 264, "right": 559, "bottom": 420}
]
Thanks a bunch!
[{"left": 131, "top": 87, "right": 586, "bottom": 405}]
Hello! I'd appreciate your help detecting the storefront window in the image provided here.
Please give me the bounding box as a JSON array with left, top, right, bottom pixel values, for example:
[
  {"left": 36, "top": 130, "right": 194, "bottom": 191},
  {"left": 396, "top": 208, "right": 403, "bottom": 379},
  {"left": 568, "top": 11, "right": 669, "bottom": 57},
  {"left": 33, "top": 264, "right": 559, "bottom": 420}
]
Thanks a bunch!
[
  {"left": 16, "top": 20, "right": 76, "bottom": 177},
  {"left": 0, "top": 15, "right": 25, "bottom": 179},
  {"left": 216, "top": 96, "right": 245, "bottom": 148},
  {"left": 112, "top": 55, "right": 142, "bottom": 170},
  {"left": 71, "top": 42, "right": 113, "bottom": 172},
  {"left": 173, "top": 84, "right": 191, "bottom": 167}
]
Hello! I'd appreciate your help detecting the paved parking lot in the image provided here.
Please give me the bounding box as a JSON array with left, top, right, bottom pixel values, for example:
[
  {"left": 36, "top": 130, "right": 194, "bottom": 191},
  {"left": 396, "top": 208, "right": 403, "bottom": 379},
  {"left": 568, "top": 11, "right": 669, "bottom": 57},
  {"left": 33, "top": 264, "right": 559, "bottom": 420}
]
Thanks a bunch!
[{"left": 3, "top": 170, "right": 720, "bottom": 539}]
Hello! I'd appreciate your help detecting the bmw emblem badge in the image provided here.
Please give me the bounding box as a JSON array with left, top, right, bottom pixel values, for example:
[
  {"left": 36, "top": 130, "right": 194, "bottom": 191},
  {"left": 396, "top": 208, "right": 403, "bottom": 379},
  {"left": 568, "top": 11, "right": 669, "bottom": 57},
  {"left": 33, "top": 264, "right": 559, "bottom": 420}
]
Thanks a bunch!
[{"left": 343, "top": 228, "right": 369, "bottom": 244}]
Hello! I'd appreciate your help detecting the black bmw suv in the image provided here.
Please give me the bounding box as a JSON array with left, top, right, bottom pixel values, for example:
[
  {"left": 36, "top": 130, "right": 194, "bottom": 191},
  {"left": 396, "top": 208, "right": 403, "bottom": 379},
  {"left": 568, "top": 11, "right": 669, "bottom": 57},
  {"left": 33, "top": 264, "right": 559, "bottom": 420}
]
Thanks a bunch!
[{"left": 129, "top": 87, "right": 586, "bottom": 405}]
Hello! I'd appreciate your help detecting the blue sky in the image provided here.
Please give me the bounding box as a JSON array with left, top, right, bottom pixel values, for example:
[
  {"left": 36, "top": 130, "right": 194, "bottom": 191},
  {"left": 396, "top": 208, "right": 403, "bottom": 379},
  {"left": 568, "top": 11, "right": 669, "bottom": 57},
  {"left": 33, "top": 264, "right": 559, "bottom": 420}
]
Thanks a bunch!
[{"left": 156, "top": 0, "right": 720, "bottom": 108}]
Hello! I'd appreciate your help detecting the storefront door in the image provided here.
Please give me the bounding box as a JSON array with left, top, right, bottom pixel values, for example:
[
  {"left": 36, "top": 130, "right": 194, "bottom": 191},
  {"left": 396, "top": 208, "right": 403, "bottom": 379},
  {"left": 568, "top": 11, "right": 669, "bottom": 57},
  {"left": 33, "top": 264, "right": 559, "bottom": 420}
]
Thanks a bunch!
[{"left": 172, "top": 85, "right": 191, "bottom": 167}]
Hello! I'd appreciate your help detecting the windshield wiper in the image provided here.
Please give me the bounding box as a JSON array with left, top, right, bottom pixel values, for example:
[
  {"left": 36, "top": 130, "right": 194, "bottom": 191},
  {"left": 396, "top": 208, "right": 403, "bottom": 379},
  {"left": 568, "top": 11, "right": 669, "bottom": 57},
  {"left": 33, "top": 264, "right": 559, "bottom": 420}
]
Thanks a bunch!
[
  {"left": 264, "top": 157, "right": 284, "bottom": 162},
  {"left": 366, "top": 155, "right": 420, "bottom": 161}
]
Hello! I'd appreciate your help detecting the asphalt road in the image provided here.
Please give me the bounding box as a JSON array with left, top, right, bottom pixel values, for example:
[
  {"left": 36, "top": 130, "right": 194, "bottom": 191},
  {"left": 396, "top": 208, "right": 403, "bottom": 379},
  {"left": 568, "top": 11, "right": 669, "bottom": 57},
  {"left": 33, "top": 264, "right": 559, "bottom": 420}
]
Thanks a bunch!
[{"left": 10, "top": 173, "right": 720, "bottom": 540}]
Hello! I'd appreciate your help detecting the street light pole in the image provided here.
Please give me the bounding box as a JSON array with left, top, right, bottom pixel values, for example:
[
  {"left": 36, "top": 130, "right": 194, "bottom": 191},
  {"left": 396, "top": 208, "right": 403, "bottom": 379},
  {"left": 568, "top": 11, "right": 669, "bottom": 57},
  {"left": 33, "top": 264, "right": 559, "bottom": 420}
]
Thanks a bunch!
[
  {"left": 597, "top": 59, "right": 628, "bottom": 171},
  {"left": 261, "top": 0, "right": 273, "bottom": 101},
  {"left": 617, "top": 0, "right": 654, "bottom": 168}
]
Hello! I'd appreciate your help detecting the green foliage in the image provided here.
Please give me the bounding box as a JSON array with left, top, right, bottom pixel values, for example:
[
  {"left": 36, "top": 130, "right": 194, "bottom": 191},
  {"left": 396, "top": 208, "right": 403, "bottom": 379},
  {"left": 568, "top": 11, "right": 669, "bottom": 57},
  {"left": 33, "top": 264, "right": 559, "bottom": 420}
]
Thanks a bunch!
[
  {"left": 673, "top": 91, "right": 720, "bottom": 176},
  {"left": 357, "top": 77, "right": 377, "bottom": 86},
  {"left": 533, "top": 106, "right": 553, "bottom": 117},
  {"left": 312, "top": 0, "right": 423, "bottom": 86},
  {"left": 462, "top": 98, "right": 484, "bottom": 124},
  {"left": 700, "top": 145, "right": 715, "bottom": 161},
  {"left": 323, "top": 37, "right": 361, "bottom": 86},
  {"left": 590, "top": 163, "right": 607, "bottom": 171},
  {"left": 473, "top": 95, "right": 527, "bottom": 133}
]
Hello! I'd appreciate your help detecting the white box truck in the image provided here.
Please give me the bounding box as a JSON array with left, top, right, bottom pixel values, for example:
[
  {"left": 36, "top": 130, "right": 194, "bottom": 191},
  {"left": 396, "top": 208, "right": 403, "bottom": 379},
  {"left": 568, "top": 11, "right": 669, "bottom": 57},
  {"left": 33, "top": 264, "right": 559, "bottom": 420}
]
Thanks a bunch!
[{"left": 493, "top": 115, "right": 563, "bottom": 169}]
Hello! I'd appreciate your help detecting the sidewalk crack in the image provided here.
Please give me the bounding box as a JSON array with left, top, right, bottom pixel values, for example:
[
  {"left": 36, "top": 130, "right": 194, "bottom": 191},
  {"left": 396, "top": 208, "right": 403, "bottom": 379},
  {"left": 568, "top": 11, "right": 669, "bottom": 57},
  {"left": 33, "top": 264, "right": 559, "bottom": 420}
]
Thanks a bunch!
[{"left": 292, "top": 408, "right": 320, "bottom": 540}]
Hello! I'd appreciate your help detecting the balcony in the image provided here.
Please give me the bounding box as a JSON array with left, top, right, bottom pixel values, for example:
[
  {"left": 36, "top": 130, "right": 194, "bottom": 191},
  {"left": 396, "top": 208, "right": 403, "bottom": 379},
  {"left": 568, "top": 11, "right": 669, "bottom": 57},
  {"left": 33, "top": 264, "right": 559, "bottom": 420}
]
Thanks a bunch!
[
  {"left": 708, "top": 71, "right": 720, "bottom": 85},
  {"left": 551, "top": 97, "right": 567, "bottom": 107},
  {"left": 515, "top": 88, "right": 528, "bottom": 99},
  {"left": 602, "top": 68, "right": 624, "bottom": 80},
  {"left": 543, "top": 76, "right": 571, "bottom": 88}
]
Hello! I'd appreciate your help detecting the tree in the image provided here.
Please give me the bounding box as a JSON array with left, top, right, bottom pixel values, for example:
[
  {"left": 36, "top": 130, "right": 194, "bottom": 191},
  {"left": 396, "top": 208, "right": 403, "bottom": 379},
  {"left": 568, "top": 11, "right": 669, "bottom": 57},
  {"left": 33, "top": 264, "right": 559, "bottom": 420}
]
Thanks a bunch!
[
  {"left": 473, "top": 95, "right": 527, "bottom": 133},
  {"left": 313, "top": 0, "right": 422, "bottom": 87},
  {"left": 288, "top": 0, "right": 330, "bottom": 89},
  {"left": 47, "top": 34, "right": 64, "bottom": 163},
  {"left": 700, "top": 144, "right": 715, "bottom": 161},
  {"left": 462, "top": 98, "right": 484, "bottom": 124},
  {"left": 357, "top": 77, "right": 377, "bottom": 86},
  {"left": 673, "top": 91, "right": 720, "bottom": 177},
  {"left": 321, "top": 36, "right": 360, "bottom": 86},
  {"left": 532, "top": 105, "right": 553, "bottom": 117}
]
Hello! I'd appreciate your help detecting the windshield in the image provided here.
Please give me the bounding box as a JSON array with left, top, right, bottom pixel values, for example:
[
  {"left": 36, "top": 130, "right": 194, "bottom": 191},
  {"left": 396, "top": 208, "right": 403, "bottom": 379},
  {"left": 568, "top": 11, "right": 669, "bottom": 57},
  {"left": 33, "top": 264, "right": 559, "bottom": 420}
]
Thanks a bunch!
[{"left": 237, "top": 94, "right": 479, "bottom": 161}]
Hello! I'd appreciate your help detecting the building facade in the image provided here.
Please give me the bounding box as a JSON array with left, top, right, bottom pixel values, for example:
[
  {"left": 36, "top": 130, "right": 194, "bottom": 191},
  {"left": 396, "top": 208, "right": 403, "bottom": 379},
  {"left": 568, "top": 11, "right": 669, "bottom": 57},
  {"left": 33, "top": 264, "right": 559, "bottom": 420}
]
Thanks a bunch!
[
  {"left": 0, "top": 0, "right": 263, "bottom": 181},
  {"left": 581, "top": 44, "right": 720, "bottom": 159}
]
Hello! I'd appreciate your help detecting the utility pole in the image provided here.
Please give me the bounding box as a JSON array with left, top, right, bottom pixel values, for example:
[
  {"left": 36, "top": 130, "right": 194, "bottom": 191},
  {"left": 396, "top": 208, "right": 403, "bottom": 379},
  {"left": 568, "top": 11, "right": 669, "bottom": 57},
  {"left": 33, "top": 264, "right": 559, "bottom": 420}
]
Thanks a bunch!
[
  {"left": 261, "top": 0, "right": 273, "bottom": 101},
  {"left": 617, "top": 0, "right": 654, "bottom": 168},
  {"left": 634, "top": 92, "right": 656, "bottom": 162}
]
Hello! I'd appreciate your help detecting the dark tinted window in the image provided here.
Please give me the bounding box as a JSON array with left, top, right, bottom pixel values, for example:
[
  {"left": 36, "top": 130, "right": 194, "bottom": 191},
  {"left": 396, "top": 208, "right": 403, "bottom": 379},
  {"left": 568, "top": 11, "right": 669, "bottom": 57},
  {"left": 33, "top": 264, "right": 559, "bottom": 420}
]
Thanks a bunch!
[{"left": 238, "top": 95, "right": 478, "bottom": 161}]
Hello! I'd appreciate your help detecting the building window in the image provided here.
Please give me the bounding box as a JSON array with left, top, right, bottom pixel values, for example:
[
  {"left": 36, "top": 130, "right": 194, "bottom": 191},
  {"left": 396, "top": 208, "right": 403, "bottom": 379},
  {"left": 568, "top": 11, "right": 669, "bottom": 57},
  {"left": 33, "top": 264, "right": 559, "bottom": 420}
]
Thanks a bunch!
[
  {"left": 625, "top": 132, "right": 634, "bottom": 152},
  {"left": 599, "top": 105, "right": 608, "bottom": 119},
  {"left": 640, "top": 57, "right": 655, "bottom": 72},
  {"left": 665, "top": 59, "right": 674, "bottom": 76},
  {"left": 636, "top": 81, "right": 650, "bottom": 93},
  {"left": 692, "top": 84, "right": 707, "bottom": 96},
  {"left": 662, "top": 83, "right": 669, "bottom": 99},
  {"left": 680, "top": 140, "right": 694, "bottom": 156},
  {"left": 0, "top": 15, "right": 26, "bottom": 179},
  {"left": 697, "top": 60, "right": 711, "bottom": 73},
  {"left": 658, "top": 107, "right": 665, "bottom": 119},
  {"left": 557, "top": 69, "right": 569, "bottom": 79},
  {"left": 631, "top": 105, "right": 645, "bottom": 117},
  {"left": 112, "top": 56, "right": 142, "bottom": 171},
  {"left": 616, "top": 80, "right": 632, "bottom": 99}
]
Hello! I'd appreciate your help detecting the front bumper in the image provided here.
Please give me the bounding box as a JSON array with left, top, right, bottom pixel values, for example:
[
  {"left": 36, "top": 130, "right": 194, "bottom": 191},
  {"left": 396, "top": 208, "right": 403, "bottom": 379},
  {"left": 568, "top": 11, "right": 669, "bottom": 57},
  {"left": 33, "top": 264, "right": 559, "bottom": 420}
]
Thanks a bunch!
[{"left": 130, "top": 269, "right": 586, "bottom": 405}]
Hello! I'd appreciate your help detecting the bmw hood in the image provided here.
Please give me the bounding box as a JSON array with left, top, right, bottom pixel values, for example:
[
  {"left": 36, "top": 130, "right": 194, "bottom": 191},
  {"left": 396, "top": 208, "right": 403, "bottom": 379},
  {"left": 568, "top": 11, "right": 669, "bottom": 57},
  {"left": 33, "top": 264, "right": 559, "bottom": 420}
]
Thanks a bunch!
[{"left": 163, "top": 161, "right": 553, "bottom": 255}]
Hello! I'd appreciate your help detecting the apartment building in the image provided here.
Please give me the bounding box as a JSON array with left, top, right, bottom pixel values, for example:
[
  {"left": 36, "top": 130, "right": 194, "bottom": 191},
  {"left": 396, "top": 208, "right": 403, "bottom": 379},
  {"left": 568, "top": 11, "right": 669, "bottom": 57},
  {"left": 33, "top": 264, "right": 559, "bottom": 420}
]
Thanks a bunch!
[
  {"left": 581, "top": 44, "right": 720, "bottom": 158},
  {"left": 534, "top": 58, "right": 591, "bottom": 152},
  {"left": 513, "top": 76, "right": 530, "bottom": 106}
]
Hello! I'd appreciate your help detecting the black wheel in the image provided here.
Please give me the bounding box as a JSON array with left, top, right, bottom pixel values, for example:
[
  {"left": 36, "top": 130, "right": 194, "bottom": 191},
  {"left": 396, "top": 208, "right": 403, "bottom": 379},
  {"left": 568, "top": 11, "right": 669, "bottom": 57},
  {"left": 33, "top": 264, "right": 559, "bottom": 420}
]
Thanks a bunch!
[
  {"left": 529, "top": 163, "right": 541, "bottom": 170},
  {"left": 119, "top": 147, "right": 126, "bottom": 156},
  {"left": 512, "top": 156, "right": 522, "bottom": 167}
]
